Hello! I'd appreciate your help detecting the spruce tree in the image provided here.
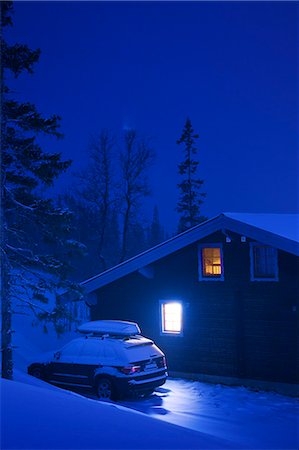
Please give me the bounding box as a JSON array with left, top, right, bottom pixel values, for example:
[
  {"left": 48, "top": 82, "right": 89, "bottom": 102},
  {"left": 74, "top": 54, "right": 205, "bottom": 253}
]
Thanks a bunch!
[
  {"left": 148, "top": 205, "right": 164, "bottom": 247},
  {"left": 176, "top": 118, "right": 206, "bottom": 233},
  {"left": 1, "top": 1, "right": 76, "bottom": 379}
]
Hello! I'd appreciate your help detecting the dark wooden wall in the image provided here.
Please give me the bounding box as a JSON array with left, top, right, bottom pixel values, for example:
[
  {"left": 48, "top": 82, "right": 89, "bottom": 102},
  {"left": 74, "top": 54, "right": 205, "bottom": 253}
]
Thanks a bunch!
[{"left": 90, "top": 231, "right": 299, "bottom": 384}]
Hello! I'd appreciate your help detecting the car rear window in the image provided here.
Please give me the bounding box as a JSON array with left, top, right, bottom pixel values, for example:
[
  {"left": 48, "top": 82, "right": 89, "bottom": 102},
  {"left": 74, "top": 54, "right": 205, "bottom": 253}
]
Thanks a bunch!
[{"left": 124, "top": 343, "right": 159, "bottom": 363}]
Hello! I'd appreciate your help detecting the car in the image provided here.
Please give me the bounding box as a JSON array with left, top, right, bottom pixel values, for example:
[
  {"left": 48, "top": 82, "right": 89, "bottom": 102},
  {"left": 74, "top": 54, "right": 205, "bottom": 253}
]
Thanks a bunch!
[{"left": 28, "top": 320, "right": 168, "bottom": 400}]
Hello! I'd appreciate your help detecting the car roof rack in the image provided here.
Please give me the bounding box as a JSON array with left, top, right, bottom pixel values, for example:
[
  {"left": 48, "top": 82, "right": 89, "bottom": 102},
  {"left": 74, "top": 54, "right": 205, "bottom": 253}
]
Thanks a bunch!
[
  {"left": 81, "top": 332, "right": 141, "bottom": 341},
  {"left": 77, "top": 320, "right": 141, "bottom": 337}
]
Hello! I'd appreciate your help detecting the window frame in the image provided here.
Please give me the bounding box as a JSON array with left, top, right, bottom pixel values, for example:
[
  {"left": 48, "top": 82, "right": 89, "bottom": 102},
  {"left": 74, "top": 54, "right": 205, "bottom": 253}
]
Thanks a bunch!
[
  {"left": 159, "top": 300, "right": 184, "bottom": 337},
  {"left": 198, "top": 243, "right": 224, "bottom": 281},
  {"left": 250, "top": 242, "right": 279, "bottom": 282}
]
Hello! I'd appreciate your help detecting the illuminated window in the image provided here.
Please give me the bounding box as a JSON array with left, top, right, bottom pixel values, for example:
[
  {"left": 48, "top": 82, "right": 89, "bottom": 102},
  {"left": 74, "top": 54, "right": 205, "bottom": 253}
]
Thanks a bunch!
[
  {"left": 250, "top": 243, "right": 278, "bottom": 281},
  {"left": 160, "top": 301, "right": 183, "bottom": 335},
  {"left": 198, "top": 245, "right": 224, "bottom": 280}
]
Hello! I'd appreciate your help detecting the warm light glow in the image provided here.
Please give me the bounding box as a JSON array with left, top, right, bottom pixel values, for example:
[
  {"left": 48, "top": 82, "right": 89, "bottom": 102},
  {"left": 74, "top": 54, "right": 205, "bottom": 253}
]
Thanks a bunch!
[
  {"left": 202, "top": 248, "right": 222, "bottom": 276},
  {"left": 162, "top": 302, "right": 182, "bottom": 334}
]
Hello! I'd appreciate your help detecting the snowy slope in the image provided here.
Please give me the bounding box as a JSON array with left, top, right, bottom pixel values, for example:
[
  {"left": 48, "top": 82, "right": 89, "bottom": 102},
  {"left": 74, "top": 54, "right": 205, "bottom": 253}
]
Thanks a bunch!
[
  {"left": 6, "top": 370, "right": 298, "bottom": 450},
  {"left": 8, "top": 307, "right": 299, "bottom": 450},
  {"left": 1, "top": 377, "right": 236, "bottom": 450}
]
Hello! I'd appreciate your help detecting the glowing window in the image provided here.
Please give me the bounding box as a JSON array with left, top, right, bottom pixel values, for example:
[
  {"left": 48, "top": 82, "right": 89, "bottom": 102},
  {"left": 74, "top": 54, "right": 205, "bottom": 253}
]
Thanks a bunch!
[
  {"left": 202, "top": 247, "right": 222, "bottom": 277},
  {"left": 161, "top": 302, "right": 183, "bottom": 335}
]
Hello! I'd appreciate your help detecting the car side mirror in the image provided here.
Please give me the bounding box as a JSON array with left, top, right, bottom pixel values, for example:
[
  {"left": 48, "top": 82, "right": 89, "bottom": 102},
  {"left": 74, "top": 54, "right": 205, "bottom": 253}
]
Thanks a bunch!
[{"left": 54, "top": 351, "right": 61, "bottom": 360}]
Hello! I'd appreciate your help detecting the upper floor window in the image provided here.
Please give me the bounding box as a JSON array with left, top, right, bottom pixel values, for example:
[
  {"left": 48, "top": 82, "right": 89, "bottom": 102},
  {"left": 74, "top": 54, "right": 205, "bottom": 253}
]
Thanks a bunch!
[
  {"left": 250, "top": 243, "right": 278, "bottom": 281},
  {"left": 198, "top": 244, "right": 224, "bottom": 281}
]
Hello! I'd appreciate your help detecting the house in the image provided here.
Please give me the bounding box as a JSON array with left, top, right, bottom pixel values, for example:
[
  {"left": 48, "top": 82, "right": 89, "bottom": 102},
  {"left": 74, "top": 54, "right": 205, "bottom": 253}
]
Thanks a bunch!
[{"left": 81, "top": 213, "right": 299, "bottom": 395}]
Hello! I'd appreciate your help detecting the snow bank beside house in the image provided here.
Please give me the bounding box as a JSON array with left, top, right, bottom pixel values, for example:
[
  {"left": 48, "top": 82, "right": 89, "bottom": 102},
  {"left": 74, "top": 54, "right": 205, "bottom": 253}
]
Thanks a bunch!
[
  {"left": 1, "top": 378, "right": 236, "bottom": 450},
  {"left": 12, "top": 310, "right": 78, "bottom": 372}
]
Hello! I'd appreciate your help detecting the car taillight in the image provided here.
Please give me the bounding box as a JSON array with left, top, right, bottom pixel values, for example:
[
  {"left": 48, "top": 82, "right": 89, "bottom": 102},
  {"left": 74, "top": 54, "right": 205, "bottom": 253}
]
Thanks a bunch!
[{"left": 120, "top": 365, "right": 141, "bottom": 375}]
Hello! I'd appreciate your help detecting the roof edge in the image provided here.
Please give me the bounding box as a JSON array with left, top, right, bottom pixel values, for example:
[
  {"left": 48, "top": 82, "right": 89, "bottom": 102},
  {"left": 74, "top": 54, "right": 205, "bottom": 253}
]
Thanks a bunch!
[
  {"left": 81, "top": 213, "right": 224, "bottom": 288},
  {"left": 81, "top": 213, "right": 299, "bottom": 294}
]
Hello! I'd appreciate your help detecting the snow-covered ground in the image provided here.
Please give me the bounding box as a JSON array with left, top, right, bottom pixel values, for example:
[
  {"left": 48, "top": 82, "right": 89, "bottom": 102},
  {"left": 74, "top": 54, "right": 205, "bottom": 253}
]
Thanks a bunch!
[
  {"left": 4, "top": 312, "right": 299, "bottom": 450},
  {"left": 120, "top": 379, "right": 299, "bottom": 450},
  {"left": 1, "top": 375, "right": 234, "bottom": 450},
  {"left": 2, "top": 373, "right": 298, "bottom": 450}
]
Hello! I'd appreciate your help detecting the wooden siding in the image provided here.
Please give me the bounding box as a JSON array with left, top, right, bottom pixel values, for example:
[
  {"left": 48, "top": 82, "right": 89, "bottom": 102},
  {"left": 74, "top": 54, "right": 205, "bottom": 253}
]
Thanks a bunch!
[{"left": 90, "top": 231, "right": 299, "bottom": 384}]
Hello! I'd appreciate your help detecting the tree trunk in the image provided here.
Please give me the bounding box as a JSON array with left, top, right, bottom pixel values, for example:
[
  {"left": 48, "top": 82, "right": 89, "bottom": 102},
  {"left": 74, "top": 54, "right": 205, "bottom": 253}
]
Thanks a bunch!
[
  {"left": 97, "top": 187, "right": 109, "bottom": 270},
  {"left": 120, "top": 202, "right": 130, "bottom": 263},
  {"left": 0, "top": 188, "right": 13, "bottom": 379},
  {"left": 1, "top": 53, "right": 13, "bottom": 379},
  {"left": 1, "top": 258, "right": 13, "bottom": 379}
]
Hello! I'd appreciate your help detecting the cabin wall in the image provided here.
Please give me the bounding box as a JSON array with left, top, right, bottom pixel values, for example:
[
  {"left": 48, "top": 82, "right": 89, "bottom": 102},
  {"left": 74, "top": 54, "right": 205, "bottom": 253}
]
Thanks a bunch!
[{"left": 90, "top": 231, "right": 299, "bottom": 384}]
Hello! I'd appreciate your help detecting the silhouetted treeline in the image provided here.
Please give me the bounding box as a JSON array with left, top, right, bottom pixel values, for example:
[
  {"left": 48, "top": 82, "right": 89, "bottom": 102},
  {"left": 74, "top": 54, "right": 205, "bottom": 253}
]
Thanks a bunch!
[{"left": 61, "top": 129, "right": 166, "bottom": 281}]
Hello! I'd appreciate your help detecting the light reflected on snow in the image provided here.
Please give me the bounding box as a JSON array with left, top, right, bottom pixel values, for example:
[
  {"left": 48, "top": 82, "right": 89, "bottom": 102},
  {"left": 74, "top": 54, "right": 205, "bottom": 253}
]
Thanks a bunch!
[{"left": 119, "top": 378, "right": 299, "bottom": 450}]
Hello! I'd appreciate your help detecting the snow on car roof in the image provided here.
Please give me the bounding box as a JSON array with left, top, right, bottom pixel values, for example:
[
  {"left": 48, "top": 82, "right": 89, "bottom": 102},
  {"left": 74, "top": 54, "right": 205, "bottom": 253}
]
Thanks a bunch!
[{"left": 77, "top": 320, "right": 141, "bottom": 336}]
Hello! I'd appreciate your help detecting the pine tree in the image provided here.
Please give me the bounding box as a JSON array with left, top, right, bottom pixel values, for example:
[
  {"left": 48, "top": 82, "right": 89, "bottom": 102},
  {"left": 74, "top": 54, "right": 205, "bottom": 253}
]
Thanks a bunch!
[
  {"left": 1, "top": 2, "right": 76, "bottom": 379},
  {"left": 176, "top": 118, "right": 206, "bottom": 233},
  {"left": 148, "top": 205, "right": 164, "bottom": 247}
]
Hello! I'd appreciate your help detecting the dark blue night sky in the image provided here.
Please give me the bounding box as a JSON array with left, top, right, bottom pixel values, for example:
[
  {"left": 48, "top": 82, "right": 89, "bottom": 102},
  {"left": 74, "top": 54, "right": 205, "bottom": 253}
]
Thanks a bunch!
[{"left": 7, "top": 1, "right": 298, "bottom": 230}]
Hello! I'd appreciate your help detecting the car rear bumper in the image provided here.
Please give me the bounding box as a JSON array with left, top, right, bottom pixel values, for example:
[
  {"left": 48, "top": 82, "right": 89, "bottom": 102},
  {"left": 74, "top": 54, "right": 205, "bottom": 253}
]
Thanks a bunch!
[{"left": 115, "top": 370, "right": 168, "bottom": 396}]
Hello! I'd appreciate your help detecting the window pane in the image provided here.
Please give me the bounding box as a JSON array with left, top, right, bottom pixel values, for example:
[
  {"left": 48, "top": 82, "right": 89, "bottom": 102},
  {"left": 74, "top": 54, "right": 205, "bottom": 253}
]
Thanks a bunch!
[
  {"left": 253, "top": 246, "right": 276, "bottom": 278},
  {"left": 162, "top": 302, "right": 182, "bottom": 334},
  {"left": 202, "top": 247, "right": 222, "bottom": 277}
]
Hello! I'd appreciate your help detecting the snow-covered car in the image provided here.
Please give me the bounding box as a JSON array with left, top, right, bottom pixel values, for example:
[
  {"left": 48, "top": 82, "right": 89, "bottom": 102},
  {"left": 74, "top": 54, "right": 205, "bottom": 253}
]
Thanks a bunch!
[{"left": 28, "top": 320, "right": 168, "bottom": 400}]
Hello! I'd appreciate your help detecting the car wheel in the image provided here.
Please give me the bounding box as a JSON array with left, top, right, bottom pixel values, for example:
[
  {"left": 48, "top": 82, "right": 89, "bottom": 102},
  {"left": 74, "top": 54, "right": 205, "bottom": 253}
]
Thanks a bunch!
[
  {"left": 142, "top": 389, "right": 154, "bottom": 398},
  {"left": 31, "top": 366, "right": 43, "bottom": 379},
  {"left": 96, "top": 378, "right": 115, "bottom": 401}
]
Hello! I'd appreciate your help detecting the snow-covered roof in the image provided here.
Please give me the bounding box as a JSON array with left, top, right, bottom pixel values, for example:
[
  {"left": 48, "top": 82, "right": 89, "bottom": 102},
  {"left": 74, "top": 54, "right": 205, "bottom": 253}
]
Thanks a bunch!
[
  {"left": 224, "top": 213, "right": 299, "bottom": 243},
  {"left": 81, "top": 213, "right": 299, "bottom": 294}
]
